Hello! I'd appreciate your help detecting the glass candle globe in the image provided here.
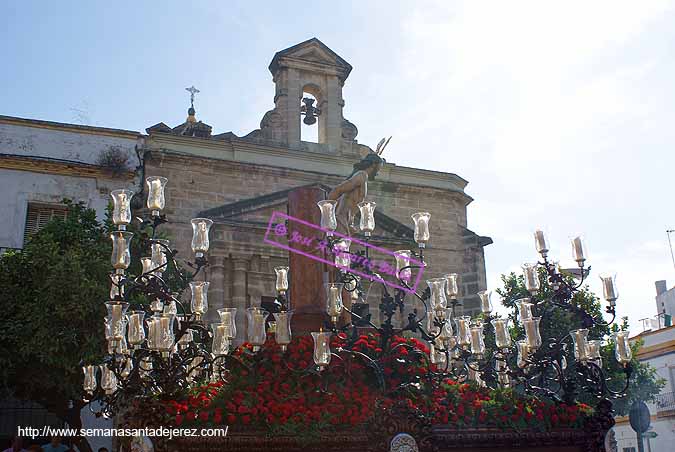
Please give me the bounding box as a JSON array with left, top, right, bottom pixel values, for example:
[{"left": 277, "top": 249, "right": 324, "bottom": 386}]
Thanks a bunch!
[
  {"left": 110, "top": 274, "right": 125, "bottom": 300},
  {"left": 571, "top": 236, "right": 586, "bottom": 266},
  {"left": 523, "top": 317, "right": 542, "bottom": 349},
  {"left": 105, "top": 302, "right": 129, "bottom": 341},
  {"left": 533, "top": 229, "right": 549, "bottom": 256},
  {"left": 150, "top": 240, "right": 169, "bottom": 276},
  {"left": 82, "top": 365, "right": 98, "bottom": 394},
  {"left": 613, "top": 330, "right": 632, "bottom": 364},
  {"left": 357, "top": 201, "right": 376, "bottom": 235},
  {"left": 599, "top": 273, "right": 618, "bottom": 306},
  {"left": 455, "top": 316, "right": 472, "bottom": 346},
  {"left": 311, "top": 331, "right": 332, "bottom": 369},
  {"left": 478, "top": 290, "right": 492, "bottom": 314},
  {"left": 100, "top": 365, "right": 118, "bottom": 395},
  {"left": 317, "top": 200, "right": 337, "bottom": 234},
  {"left": 110, "top": 189, "right": 134, "bottom": 228},
  {"left": 517, "top": 298, "right": 533, "bottom": 322},
  {"left": 273, "top": 311, "right": 293, "bottom": 351},
  {"left": 110, "top": 231, "right": 133, "bottom": 270},
  {"left": 470, "top": 325, "right": 486, "bottom": 356},
  {"left": 190, "top": 281, "right": 209, "bottom": 320},
  {"left": 517, "top": 340, "right": 531, "bottom": 369},
  {"left": 325, "top": 283, "right": 344, "bottom": 323},
  {"left": 333, "top": 239, "right": 352, "bottom": 270},
  {"left": 211, "top": 323, "right": 231, "bottom": 356},
  {"left": 570, "top": 329, "right": 590, "bottom": 362},
  {"left": 395, "top": 250, "right": 412, "bottom": 282},
  {"left": 191, "top": 218, "right": 213, "bottom": 256},
  {"left": 522, "top": 263, "right": 540, "bottom": 294},
  {"left": 127, "top": 311, "right": 146, "bottom": 346},
  {"left": 156, "top": 313, "right": 175, "bottom": 353},
  {"left": 146, "top": 176, "right": 168, "bottom": 213},
  {"left": 427, "top": 278, "right": 448, "bottom": 312},
  {"left": 491, "top": 318, "right": 511, "bottom": 349},
  {"left": 444, "top": 273, "right": 459, "bottom": 298},
  {"left": 246, "top": 307, "right": 269, "bottom": 349},
  {"left": 217, "top": 307, "right": 237, "bottom": 339},
  {"left": 411, "top": 212, "right": 431, "bottom": 246},
  {"left": 274, "top": 266, "right": 289, "bottom": 293},
  {"left": 495, "top": 359, "right": 510, "bottom": 387}
]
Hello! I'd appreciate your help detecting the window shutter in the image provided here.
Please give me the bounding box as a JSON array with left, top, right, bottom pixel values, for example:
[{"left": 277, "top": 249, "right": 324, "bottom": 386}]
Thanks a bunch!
[{"left": 23, "top": 203, "right": 68, "bottom": 245}]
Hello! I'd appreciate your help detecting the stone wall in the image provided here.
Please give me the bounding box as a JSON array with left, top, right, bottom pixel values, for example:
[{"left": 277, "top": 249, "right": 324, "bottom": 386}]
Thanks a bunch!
[{"left": 144, "top": 141, "right": 488, "bottom": 335}]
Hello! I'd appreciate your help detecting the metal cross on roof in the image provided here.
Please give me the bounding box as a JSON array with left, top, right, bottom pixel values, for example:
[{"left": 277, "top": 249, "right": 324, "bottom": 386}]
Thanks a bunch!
[{"left": 185, "top": 85, "right": 200, "bottom": 108}]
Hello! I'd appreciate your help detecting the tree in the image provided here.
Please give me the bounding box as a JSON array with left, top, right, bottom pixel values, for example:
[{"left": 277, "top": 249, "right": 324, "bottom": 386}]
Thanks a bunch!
[
  {"left": 496, "top": 270, "right": 664, "bottom": 416},
  {"left": 0, "top": 200, "right": 189, "bottom": 451},
  {"left": 0, "top": 201, "right": 109, "bottom": 452}
]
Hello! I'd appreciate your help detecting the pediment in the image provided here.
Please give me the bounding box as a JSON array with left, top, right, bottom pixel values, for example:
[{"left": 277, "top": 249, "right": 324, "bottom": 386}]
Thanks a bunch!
[
  {"left": 199, "top": 184, "right": 413, "bottom": 242},
  {"left": 269, "top": 38, "right": 352, "bottom": 79}
]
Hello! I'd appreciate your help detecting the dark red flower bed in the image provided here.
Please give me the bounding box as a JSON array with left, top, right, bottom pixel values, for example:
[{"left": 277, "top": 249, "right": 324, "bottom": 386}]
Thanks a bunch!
[{"left": 161, "top": 333, "right": 593, "bottom": 436}]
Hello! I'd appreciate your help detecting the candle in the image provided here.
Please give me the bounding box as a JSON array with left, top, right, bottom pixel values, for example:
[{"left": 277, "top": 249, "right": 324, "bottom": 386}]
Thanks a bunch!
[
  {"left": 427, "top": 278, "right": 448, "bottom": 311},
  {"left": 491, "top": 318, "right": 511, "bottom": 349},
  {"left": 217, "top": 307, "right": 237, "bottom": 339},
  {"left": 470, "top": 325, "right": 485, "bottom": 355},
  {"left": 317, "top": 200, "right": 338, "bottom": 234},
  {"left": 570, "top": 329, "right": 589, "bottom": 362},
  {"left": 599, "top": 273, "right": 618, "bottom": 306},
  {"left": 110, "top": 231, "right": 134, "bottom": 270},
  {"left": 190, "top": 281, "right": 210, "bottom": 318},
  {"left": 273, "top": 311, "right": 293, "bottom": 350},
  {"left": 127, "top": 311, "right": 146, "bottom": 346},
  {"left": 571, "top": 236, "right": 586, "bottom": 266},
  {"left": 82, "top": 365, "right": 98, "bottom": 394},
  {"left": 146, "top": 176, "right": 168, "bottom": 212},
  {"left": 411, "top": 212, "right": 431, "bottom": 246},
  {"left": 357, "top": 201, "right": 376, "bottom": 234},
  {"left": 191, "top": 218, "right": 213, "bottom": 256},
  {"left": 455, "top": 316, "right": 471, "bottom": 346},
  {"left": 274, "top": 266, "right": 289, "bottom": 293},
  {"left": 111, "top": 189, "right": 134, "bottom": 228},
  {"left": 523, "top": 317, "right": 542, "bottom": 349},
  {"left": 325, "top": 283, "right": 344, "bottom": 322},
  {"left": 534, "top": 229, "right": 548, "bottom": 255},
  {"left": 444, "top": 273, "right": 459, "bottom": 298},
  {"left": 522, "top": 263, "right": 540, "bottom": 294},
  {"left": 517, "top": 340, "right": 531, "bottom": 369},
  {"left": 613, "top": 330, "right": 632, "bottom": 364},
  {"left": 517, "top": 298, "right": 533, "bottom": 322},
  {"left": 495, "top": 359, "right": 510, "bottom": 387},
  {"left": 395, "top": 250, "right": 412, "bottom": 282},
  {"left": 311, "top": 331, "right": 332, "bottom": 369},
  {"left": 478, "top": 290, "right": 492, "bottom": 314},
  {"left": 246, "top": 307, "right": 269, "bottom": 348},
  {"left": 151, "top": 240, "right": 169, "bottom": 276}
]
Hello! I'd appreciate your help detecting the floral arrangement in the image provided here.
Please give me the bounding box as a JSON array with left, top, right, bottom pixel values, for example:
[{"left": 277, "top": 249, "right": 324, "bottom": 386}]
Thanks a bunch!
[{"left": 157, "top": 333, "right": 593, "bottom": 435}]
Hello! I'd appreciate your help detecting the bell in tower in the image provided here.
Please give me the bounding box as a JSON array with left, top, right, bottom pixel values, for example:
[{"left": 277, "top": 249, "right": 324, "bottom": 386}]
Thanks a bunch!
[{"left": 244, "top": 38, "right": 361, "bottom": 155}]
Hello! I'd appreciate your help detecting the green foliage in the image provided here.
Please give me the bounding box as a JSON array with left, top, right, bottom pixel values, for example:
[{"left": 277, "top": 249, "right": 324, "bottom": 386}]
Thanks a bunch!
[
  {"left": 496, "top": 270, "right": 664, "bottom": 415},
  {"left": 0, "top": 201, "right": 109, "bottom": 420},
  {"left": 0, "top": 200, "right": 190, "bottom": 426}
]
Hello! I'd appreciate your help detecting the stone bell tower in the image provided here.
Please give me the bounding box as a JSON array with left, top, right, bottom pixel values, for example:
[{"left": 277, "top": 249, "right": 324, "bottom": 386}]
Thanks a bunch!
[{"left": 249, "top": 38, "right": 360, "bottom": 154}]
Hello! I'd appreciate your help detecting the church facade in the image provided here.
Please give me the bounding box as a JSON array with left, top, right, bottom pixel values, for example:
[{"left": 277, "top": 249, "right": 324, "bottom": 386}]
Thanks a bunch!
[{"left": 141, "top": 38, "right": 492, "bottom": 333}]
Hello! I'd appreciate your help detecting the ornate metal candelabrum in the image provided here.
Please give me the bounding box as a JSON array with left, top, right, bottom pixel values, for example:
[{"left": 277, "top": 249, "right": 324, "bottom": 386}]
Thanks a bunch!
[{"left": 83, "top": 179, "right": 632, "bottom": 418}]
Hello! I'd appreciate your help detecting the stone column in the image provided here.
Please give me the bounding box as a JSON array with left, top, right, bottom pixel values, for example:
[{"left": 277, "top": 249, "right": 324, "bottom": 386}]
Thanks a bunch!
[
  {"left": 231, "top": 257, "right": 248, "bottom": 344},
  {"left": 206, "top": 255, "right": 225, "bottom": 323}
]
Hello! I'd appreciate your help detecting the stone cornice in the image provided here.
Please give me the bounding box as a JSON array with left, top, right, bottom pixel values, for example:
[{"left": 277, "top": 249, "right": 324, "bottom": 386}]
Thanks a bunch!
[
  {"left": 0, "top": 114, "right": 140, "bottom": 139},
  {"left": 0, "top": 153, "right": 135, "bottom": 180},
  {"left": 146, "top": 134, "right": 471, "bottom": 199}
]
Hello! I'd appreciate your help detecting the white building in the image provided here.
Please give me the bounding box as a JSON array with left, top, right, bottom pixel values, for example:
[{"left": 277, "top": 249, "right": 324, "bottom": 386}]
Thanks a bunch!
[
  {"left": 613, "top": 281, "right": 675, "bottom": 452},
  {"left": 0, "top": 114, "right": 140, "bottom": 252}
]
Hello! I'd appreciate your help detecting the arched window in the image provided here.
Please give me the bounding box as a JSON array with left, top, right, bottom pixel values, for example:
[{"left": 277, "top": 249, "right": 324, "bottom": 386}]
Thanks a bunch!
[{"left": 300, "top": 84, "right": 322, "bottom": 143}]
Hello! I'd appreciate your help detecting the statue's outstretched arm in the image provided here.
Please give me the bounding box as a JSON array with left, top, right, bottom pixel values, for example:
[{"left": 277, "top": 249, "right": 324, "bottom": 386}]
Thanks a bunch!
[{"left": 327, "top": 172, "right": 365, "bottom": 201}]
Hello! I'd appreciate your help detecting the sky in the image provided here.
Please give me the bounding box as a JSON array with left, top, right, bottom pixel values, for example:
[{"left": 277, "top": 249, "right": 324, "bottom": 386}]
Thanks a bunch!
[{"left": 3, "top": 0, "right": 675, "bottom": 333}]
